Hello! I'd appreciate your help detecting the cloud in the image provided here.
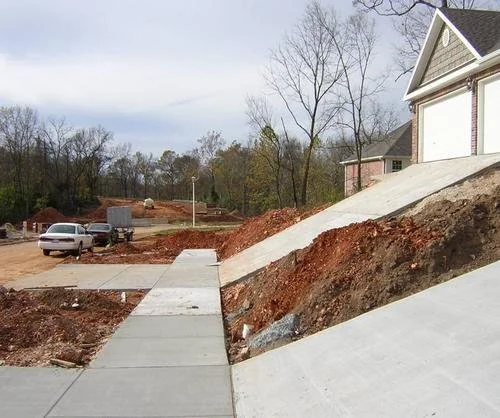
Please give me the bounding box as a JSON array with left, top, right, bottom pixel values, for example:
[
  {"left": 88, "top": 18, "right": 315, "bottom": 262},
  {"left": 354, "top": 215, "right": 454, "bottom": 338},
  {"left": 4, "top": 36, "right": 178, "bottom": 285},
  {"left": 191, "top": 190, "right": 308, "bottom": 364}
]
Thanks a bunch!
[{"left": 0, "top": 0, "right": 408, "bottom": 156}]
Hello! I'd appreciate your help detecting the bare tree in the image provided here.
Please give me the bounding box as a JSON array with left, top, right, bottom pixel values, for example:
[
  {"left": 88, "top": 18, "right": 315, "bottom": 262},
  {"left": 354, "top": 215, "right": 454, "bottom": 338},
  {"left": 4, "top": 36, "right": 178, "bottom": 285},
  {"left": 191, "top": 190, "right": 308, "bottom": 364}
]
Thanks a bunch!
[
  {"left": 246, "top": 96, "right": 285, "bottom": 207},
  {"left": 0, "top": 106, "right": 39, "bottom": 216},
  {"left": 354, "top": 0, "right": 496, "bottom": 77},
  {"left": 320, "top": 11, "right": 397, "bottom": 192},
  {"left": 197, "top": 130, "right": 225, "bottom": 203},
  {"left": 108, "top": 143, "right": 133, "bottom": 197},
  {"left": 134, "top": 151, "right": 156, "bottom": 199},
  {"left": 266, "top": 1, "right": 344, "bottom": 206}
]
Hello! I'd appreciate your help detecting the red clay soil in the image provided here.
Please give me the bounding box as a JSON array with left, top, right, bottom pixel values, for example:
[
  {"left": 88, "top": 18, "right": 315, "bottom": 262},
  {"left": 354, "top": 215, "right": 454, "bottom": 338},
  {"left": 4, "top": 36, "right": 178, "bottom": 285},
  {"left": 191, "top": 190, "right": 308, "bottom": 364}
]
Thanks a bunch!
[
  {"left": 27, "top": 207, "right": 67, "bottom": 224},
  {"left": 222, "top": 189, "right": 500, "bottom": 362},
  {"left": 71, "top": 205, "right": 326, "bottom": 264},
  {"left": 0, "top": 287, "right": 144, "bottom": 366},
  {"left": 218, "top": 205, "right": 328, "bottom": 260},
  {"left": 75, "top": 229, "right": 232, "bottom": 264},
  {"left": 83, "top": 197, "right": 242, "bottom": 223}
]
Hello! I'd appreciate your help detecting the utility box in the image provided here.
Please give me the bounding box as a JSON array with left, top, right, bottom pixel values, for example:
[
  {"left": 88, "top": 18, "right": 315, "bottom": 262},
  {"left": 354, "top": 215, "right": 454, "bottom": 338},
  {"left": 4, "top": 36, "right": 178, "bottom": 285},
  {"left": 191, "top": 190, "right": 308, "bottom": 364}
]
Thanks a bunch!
[{"left": 106, "top": 206, "right": 134, "bottom": 242}]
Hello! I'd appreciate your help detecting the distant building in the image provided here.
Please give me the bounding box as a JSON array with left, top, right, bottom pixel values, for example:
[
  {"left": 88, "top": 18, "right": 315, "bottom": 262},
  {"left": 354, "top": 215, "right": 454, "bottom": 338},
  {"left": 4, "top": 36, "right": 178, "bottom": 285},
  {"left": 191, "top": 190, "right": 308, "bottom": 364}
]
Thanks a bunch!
[
  {"left": 404, "top": 8, "right": 500, "bottom": 162},
  {"left": 340, "top": 121, "right": 412, "bottom": 197}
]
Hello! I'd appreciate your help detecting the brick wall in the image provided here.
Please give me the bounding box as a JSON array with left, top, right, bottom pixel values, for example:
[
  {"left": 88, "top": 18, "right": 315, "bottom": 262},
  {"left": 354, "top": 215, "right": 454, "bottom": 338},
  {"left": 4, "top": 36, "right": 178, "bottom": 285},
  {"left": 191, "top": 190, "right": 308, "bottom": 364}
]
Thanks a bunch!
[{"left": 344, "top": 160, "right": 384, "bottom": 197}]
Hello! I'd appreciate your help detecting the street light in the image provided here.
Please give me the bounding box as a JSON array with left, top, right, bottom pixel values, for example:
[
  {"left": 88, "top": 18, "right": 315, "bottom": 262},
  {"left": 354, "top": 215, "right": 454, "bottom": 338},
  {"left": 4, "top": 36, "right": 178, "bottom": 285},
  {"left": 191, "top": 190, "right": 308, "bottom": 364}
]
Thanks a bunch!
[{"left": 191, "top": 176, "right": 196, "bottom": 228}]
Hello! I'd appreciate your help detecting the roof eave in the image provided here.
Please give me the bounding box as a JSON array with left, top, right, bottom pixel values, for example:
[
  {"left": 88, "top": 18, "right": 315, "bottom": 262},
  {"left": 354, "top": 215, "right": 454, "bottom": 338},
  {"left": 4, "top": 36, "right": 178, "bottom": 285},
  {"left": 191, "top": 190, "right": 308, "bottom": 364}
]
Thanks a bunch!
[
  {"left": 340, "top": 154, "right": 411, "bottom": 165},
  {"left": 404, "top": 12, "right": 443, "bottom": 97},
  {"left": 404, "top": 8, "right": 483, "bottom": 100},
  {"left": 404, "top": 51, "right": 500, "bottom": 101}
]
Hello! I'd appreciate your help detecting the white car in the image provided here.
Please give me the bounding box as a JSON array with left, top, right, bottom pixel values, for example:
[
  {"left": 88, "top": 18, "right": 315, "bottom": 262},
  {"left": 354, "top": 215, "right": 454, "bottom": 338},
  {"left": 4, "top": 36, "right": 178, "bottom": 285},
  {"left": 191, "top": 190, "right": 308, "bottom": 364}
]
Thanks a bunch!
[{"left": 38, "top": 223, "right": 94, "bottom": 256}]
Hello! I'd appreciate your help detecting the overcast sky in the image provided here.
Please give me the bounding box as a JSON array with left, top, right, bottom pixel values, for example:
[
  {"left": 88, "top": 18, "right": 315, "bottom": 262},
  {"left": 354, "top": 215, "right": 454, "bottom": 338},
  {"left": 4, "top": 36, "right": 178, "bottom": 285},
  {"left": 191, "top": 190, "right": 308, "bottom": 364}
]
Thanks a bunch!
[{"left": 0, "top": 0, "right": 409, "bottom": 156}]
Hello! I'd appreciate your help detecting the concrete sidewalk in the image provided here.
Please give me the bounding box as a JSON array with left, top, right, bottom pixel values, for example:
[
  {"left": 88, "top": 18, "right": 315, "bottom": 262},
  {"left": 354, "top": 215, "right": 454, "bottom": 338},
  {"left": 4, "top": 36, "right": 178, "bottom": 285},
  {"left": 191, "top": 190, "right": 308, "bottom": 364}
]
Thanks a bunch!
[
  {"left": 5, "top": 264, "right": 170, "bottom": 290},
  {"left": 220, "top": 154, "right": 500, "bottom": 286},
  {"left": 0, "top": 251, "right": 234, "bottom": 418},
  {"left": 232, "top": 260, "right": 500, "bottom": 417}
]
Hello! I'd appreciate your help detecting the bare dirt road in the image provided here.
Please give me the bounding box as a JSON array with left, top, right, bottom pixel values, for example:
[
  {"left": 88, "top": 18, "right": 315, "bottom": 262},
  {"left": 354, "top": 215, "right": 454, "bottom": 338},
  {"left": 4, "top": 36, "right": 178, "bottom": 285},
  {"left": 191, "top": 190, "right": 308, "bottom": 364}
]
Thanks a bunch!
[
  {"left": 0, "top": 225, "right": 190, "bottom": 285},
  {"left": 0, "top": 241, "right": 64, "bottom": 285}
]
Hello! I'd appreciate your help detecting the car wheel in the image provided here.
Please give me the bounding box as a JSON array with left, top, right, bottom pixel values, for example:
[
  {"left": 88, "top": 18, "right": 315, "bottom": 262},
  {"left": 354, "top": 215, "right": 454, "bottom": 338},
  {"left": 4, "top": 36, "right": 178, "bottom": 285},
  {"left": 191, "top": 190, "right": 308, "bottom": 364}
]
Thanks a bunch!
[
  {"left": 74, "top": 242, "right": 83, "bottom": 257},
  {"left": 88, "top": 240, "right": 94, "bottom": 254},
  {"left": 43, "top": 249, "right": 50, "bottom": 256}
]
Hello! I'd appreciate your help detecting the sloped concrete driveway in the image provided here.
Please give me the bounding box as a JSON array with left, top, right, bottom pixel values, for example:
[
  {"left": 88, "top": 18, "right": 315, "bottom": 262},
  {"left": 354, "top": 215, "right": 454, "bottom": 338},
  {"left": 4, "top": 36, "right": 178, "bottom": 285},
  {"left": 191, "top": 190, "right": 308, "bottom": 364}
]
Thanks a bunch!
[{"left": 220, "top": 154, "right": 500, "bottom": 286}]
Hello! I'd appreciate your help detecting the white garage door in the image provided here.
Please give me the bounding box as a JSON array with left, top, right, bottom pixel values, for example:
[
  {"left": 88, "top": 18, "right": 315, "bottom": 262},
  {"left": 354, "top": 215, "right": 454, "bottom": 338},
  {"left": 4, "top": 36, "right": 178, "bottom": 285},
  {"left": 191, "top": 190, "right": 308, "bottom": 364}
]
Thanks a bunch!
[
  {"left": 420, "top": 90, "right": 471, "bottom": 162},
  {"left": 480, "top": 75, "right": 500, "bottom": 155}
]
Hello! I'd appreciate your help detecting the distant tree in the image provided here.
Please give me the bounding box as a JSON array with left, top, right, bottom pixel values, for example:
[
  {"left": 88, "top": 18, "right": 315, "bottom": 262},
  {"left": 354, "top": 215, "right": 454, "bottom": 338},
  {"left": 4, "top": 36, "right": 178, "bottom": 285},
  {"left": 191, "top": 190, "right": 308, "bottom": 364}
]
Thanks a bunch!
[
  {"left": 172, "top": 154, "right": 201, "bottom": 200},
  {"left": 39, "top": 117, "right": 73, "bottom": 207},
  {"left": 134, "top": 151, "right": 156, "bottom": 199},
  {"left": 320, "top": 10, "right": 398, "bottom": 193},
  {"left": 70, "top": 126, "right": 113, "bottom": 205},
  {"left": 0, "top": 106, "right": 39, "bottom": 217},
  {"left": 197, "top": 130, "right": 225, "bottom": 204},
  {"left": 157, "top": 149, "right": 178, "bottom": 199},
  {"left": 213, "top": 141, "right": 250, "bottom": 214},
  {"left": 107, "top": 143, "right": 133, "bottom": 197},
  {"left": 246, "top": 97, "right": 286, "bottom": 208},
  {"left": 266, "top": 1, "right": 344, "bottom": 206}
]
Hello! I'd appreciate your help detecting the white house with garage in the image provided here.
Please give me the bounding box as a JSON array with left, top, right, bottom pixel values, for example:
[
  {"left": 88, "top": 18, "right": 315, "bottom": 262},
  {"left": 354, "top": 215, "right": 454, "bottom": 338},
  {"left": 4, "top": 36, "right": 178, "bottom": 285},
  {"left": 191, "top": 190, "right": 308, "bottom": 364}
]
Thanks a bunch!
[{"left": 404, "top": 8, "right": 500, "bottom": 163}]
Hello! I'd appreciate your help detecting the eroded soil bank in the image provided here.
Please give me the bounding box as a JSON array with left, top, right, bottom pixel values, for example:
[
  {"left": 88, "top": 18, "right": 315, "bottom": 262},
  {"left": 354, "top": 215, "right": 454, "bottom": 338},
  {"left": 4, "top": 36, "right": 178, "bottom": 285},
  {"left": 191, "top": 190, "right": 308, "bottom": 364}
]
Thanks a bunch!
[{"left": 222, "top": 183, "right": 500, "bottom": 363}]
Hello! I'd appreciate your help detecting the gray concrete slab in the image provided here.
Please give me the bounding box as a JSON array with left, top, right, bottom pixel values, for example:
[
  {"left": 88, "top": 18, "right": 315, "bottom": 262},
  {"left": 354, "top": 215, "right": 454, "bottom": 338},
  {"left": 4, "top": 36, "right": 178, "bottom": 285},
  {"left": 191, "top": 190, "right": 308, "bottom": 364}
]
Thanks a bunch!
[
  {"left": 90, "top": 336, "right": 228, "bottom": 368},
  {"left": 48, "top": 366, "right": 234, "bottom": 417},
  {"left": 113, "top": 315, "right": 225, "bottom": 338},
  {"left": 174, "top": 248, "right": 218, "bottom": 265},
  {"left": 231, "top": 260, "right": 500, "bottom": 417},
  {"left": 6, "top": 263, "right": 169, "bottom": 290},
  {"left": 155, "top": 263, "right": 220, "bottom": 288},
  {"left": 98, "top": 264, "right": 168, "bottom": 289},
  {"left": 220, "top": 153, "right": 500, "bottom": 286},
  {"left": 0, "top": 367, "right": 81, "bottom": 418},
  {"left": 5, "top": 264, "right": 126, "bottom": 290},
  {"left": 132, "top": 287, "right": 221, "bottom": 316}
]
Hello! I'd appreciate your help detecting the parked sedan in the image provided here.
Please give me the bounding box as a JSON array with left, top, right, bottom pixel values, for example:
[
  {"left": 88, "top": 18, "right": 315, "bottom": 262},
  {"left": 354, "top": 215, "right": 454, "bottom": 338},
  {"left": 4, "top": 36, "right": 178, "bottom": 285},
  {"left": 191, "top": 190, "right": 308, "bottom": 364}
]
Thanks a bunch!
[
  {"left": 86, "top": 223, "right": 118, "bottom": 245},
  {"left": 38, "top": 223, "right": 94, "bottom": 256}
]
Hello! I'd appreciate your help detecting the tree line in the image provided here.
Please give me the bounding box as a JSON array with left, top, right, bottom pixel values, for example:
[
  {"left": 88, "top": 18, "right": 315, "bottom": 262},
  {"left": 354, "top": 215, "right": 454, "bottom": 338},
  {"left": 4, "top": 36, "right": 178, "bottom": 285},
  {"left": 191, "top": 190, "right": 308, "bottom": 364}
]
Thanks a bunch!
[
  {"left": 0, "top": 107, "right": 352, "bottom": 223},
  {"left": 3, "top": 1, "right": 490, "bottom": 223}
]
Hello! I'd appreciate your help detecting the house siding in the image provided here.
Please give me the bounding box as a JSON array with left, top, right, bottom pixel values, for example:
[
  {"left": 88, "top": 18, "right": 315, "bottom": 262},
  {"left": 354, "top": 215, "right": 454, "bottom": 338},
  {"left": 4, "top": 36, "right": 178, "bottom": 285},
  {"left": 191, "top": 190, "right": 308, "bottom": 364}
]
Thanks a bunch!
[
  {"left": 344, "top": 160, "right": 384, "bottom": 197},
  {"left": 420, "top": 25, "right": 474, "bottom": 86},
  {"left": 411, "top": 63, "right": 500, "bottom": 163}
]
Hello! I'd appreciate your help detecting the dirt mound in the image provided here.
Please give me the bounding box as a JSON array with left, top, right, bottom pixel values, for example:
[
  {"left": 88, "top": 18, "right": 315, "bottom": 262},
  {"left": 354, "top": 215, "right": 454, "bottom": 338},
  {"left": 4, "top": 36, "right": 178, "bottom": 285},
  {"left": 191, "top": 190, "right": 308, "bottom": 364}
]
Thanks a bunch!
[
  {"left": 218, "top": 205, "right": 327, "bottom": 260},
  {"left": 28, "top": 207, "right": 67, "bottom": 224},
  {"left": 74, "top": 229, "right": 232, "bottom": 264},
  {"left": 222, "top": 189, "right": 499, "bottom": 362},
  {"left": 0, "top": 287, "right": 144, "bottom": 366},
  {"left": 86, "top": 204, "right": 110, "bottom": 221},
  {"left": 72, "top": 204, "right": 328, "bottom": 264}
]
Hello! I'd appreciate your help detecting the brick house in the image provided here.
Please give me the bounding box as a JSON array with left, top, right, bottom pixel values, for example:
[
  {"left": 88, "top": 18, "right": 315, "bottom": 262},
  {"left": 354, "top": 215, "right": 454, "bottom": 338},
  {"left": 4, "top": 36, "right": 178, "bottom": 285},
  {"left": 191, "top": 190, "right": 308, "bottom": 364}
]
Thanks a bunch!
[
  {"left": 404, "top": 8, "right": 500, "bottom": 163},
  {"left": 340, "top": 121, "right": 412, "bottom": 196}
]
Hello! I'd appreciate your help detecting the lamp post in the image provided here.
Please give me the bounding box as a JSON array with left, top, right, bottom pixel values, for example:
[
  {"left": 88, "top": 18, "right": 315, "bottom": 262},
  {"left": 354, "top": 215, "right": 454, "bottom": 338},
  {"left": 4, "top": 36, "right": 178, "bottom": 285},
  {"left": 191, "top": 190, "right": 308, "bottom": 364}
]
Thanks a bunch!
[{"left": 191, "top": 176, "right": 196, "bottom": 228}]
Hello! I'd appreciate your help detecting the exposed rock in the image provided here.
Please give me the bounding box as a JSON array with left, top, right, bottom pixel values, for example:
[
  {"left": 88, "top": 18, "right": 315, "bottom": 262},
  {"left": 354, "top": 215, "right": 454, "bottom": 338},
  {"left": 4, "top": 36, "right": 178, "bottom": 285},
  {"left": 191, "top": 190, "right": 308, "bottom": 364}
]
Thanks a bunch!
[{"left": 249, "top": 314, "right": 299, "bottom": 349}]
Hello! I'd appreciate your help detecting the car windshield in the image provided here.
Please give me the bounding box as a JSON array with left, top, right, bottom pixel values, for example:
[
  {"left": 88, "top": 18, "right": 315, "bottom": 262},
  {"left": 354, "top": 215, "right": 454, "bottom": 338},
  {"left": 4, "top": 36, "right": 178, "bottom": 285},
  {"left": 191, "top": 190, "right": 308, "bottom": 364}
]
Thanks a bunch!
[
  {"left": 88, "top": 224, "right": 111, "bottom": 231},
  {"left": 47, "top": 224, "right": 76, "bottom": 234}
]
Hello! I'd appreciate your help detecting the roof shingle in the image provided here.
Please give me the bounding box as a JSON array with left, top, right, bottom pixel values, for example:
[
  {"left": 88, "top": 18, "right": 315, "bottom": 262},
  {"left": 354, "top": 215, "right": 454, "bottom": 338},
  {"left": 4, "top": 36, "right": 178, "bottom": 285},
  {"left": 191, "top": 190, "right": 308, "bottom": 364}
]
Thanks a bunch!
[
  {"left": 440, "top": 8, "right": 500, "bottom": 56},
  {"left": 342, "top": 121, "right": 412, "bottom": 164}
]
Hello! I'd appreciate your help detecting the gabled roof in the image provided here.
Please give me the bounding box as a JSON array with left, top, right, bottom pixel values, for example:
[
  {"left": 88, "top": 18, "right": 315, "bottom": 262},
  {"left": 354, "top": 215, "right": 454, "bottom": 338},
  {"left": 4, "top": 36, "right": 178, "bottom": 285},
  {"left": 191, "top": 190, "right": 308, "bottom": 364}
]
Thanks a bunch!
[
  {"left": 440, "top": 8, "right": 500, "bottom": 56},
  {"left": 341, "top": 121, "right": 412, "bottom": 164},
  {"left": 404, "top": 8, "right": 500, "bottom": 100}
]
